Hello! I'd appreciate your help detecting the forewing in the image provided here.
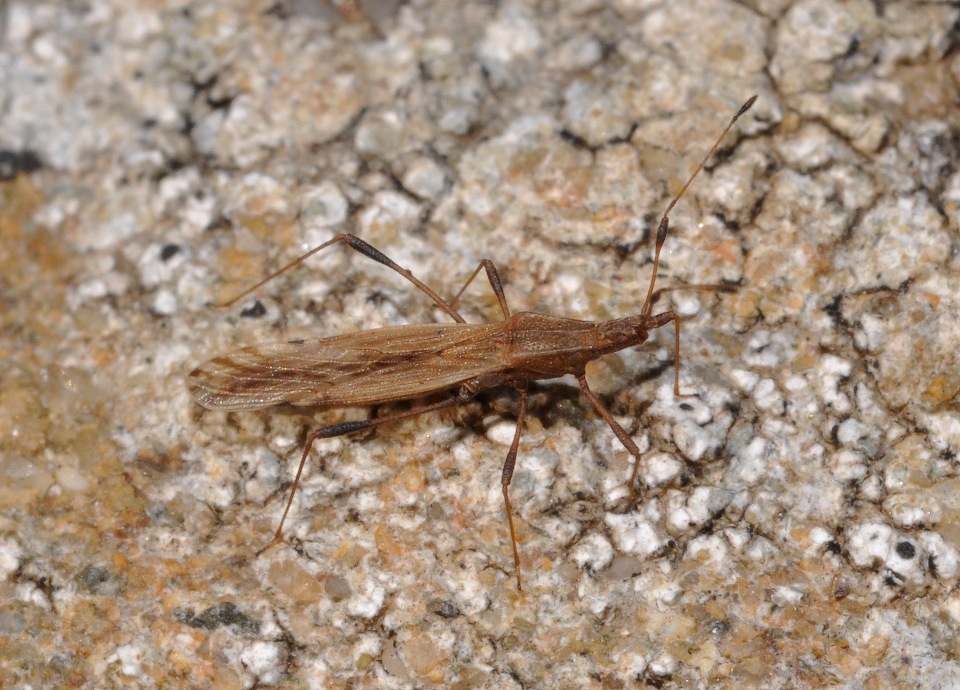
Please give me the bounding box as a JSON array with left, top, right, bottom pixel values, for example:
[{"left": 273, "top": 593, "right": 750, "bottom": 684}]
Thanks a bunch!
[{"left": 188, "top": 322, "right": 504, "bottom": 410}]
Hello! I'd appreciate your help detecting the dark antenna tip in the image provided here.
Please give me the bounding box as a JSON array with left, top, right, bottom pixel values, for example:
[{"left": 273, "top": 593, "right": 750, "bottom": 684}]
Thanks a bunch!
[{"left": 737, "top": 95, "right": 758, "bottom": 119}]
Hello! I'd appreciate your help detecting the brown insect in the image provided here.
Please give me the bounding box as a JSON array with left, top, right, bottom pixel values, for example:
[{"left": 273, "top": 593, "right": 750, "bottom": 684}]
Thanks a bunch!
[{"left": 189, "top": 95, "right": 756, "bottom": 589}]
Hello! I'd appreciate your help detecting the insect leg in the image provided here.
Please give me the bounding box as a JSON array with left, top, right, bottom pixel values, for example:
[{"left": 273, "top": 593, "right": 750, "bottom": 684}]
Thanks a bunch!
[
  {"left": 221, "top": 233, "right": 468, "bottom": 323},
  {"left": 649, "top": 285, "right": 737, "bottom": 396},
  {"left": 645, "top": 310, "right": 683, "bottom": 396},
  {"left": 264, "top": 395, "right": 464, "bottom": 551},
  {"left": 448, "top": 259, "right": 511, "bottom": 319},
  {"left": 576, "top": 373, "right": 647, "bottom": 497},
  {"left": 500, "top": 384, "right": 529, "bottom": 590}
]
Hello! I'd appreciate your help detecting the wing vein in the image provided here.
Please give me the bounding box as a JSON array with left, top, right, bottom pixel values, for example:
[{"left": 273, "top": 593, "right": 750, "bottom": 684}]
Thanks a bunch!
[{"left": 189, "top": 322, "right": 505, "bottom": 410}]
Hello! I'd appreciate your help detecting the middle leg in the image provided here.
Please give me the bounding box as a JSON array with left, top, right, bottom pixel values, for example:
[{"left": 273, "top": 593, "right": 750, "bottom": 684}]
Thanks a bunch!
[{"left": 576, "top": 373, "right": 647, "bottom": 496}]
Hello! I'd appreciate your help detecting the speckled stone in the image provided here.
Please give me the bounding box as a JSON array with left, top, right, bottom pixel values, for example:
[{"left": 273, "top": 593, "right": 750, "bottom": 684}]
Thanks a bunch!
[{"left": 2, "top": 0, "right": 960, "bottom": 688}]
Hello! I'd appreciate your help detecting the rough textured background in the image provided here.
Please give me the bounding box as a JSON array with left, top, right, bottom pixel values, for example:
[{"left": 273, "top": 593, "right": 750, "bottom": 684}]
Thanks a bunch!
[{"left": 1, "top": 1, "right": 959, "bottom": 688}]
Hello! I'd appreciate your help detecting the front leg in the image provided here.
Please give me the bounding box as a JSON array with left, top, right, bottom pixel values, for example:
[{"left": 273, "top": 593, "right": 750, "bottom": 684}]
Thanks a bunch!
[{"left": 646, "top": 310, "right": 683, "bottom": 396}]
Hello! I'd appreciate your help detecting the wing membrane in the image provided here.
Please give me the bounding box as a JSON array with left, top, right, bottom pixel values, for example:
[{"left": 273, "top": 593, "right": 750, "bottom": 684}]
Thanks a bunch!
[{"left": 189, "top": 322, "right": 505, "bottom": 410}]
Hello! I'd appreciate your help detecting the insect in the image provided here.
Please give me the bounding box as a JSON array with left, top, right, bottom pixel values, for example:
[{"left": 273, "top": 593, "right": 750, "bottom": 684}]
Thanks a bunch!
[{"left": 189, "top": 95, "right": 757, "bottom": 590}]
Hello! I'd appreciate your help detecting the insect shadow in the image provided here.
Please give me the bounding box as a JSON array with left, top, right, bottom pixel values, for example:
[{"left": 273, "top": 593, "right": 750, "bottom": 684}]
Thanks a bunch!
[{"left": 189, "top": 95, "right": 757, "bottom": 590}]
